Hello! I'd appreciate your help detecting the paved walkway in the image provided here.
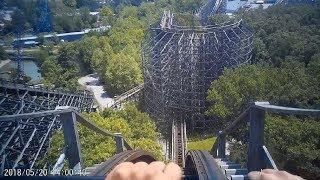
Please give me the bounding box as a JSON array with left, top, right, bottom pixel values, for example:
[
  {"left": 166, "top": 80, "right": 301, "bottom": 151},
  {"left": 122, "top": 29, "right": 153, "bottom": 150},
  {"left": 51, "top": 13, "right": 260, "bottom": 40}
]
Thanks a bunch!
[{"left": 78, "top": 74, "right": 114, "bottom": 109}]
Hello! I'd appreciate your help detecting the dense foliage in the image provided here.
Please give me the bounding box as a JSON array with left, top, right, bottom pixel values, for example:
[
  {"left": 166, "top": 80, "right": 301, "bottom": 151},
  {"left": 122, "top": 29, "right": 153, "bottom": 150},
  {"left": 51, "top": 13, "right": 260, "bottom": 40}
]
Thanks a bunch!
[
  {"left": 207, "top": 4, "right": 320, "bottom": 179},
  {"left": 44, "top": 103, "right": 162, "bottom": 167},
  {"left": 172, "top": 0, "right": 204, "bottom": 13},
  {"left": 239, "top": 3, "right": 320, "bottom": 66},
  {"left": 206, "top": 62, "right": 319, "bottom": 121},
  {"left": 1, "top": 0, "right": 97, "bottom": 34},
  {"left": 207, "top": 62, "right": 320, "bottom": 179},
  {"left": 227, "top": 114, "right": 320, "bottom": 179},
  {"left": 208, "top": 14, "right": 240, "bottom": 25},
  {"left": 37, "top": 4, "right": 150, "bottom": 92},
  {"left": 23, "top": 0, "right": 209, "bottom": 93},
  {"left": 208, "top": 65, "right": 320, "bottom": 179},
  {"left": 174, "top": 13, "right": 201, "bottom": 27},
  {"left": 36, "top": 43, "right": 89, "bottom": 90},
  {"left": 265, "top": 116, "right": 320, "bottom": 179}
]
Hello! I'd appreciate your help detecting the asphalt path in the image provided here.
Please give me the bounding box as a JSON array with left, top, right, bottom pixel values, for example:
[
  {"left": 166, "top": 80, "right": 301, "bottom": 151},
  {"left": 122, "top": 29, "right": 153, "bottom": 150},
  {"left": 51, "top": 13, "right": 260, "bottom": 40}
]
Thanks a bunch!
[{"left": 78, "top": 73, "right": 114, "bottom": 109}]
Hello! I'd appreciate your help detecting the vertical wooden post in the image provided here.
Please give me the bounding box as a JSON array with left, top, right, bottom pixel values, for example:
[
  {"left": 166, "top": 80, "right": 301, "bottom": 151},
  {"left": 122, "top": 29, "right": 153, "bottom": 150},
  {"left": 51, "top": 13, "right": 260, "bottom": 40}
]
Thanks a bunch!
[
  {"left": 1, "top": 154, "right": 6, "bottom": 176},
  {"left": 60, "top": 112, "right": 82, "bottom": 169},
  {"left": 114, "top": 133, "right": 125, "bottom": 153},
  {"left": 247, "top": 107, "right": 265, "bottom": 171},
  {"left": 218, "top": 131, "right": 226, "bottom": 158}
]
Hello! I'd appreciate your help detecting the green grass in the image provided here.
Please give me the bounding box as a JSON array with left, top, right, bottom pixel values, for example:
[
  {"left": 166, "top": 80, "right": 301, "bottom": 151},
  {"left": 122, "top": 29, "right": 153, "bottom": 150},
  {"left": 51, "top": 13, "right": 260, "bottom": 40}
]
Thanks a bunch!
[{"left": 187, "top": 137, "right": 216, "bottom": 151}]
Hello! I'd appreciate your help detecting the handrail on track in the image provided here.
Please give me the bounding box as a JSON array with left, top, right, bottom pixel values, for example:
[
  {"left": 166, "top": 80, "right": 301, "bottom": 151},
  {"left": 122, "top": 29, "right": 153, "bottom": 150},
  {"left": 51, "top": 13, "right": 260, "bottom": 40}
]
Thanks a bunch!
[
  {"left": 110, "top": 84, "right": 143, "bottom": 108},
  {"left": 211, "top": 101, "right": 320, "bottom": 172},
  {"left": 0, "top": 106, "right": 132, "bottom": 172},
  {"left": 153, "top": 19, "right": 245, "bottom": 33}
]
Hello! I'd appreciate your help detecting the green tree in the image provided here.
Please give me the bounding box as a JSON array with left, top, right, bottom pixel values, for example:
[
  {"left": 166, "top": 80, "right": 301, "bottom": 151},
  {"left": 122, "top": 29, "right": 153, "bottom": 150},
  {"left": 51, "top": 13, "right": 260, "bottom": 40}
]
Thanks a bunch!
[
  {"left": 209, "top": 14, "right": 231, "bottom": 25},
  {"left": 41, "top": 57, "right": 63, "bottom": 87},
  {"left": 92, "top": 41, "right": 114, "bottom": 77},
  {"left": 74, "top": 15, "right": 85, "bottom": 30},
  {"left": 307, "top": 54, "right": 320, "bottom": 106},
  {"left": 44, "top": 115, "right": 131, "bottom": 167},
  {"left": 57, "top": 43, "right": 79, "bottom": 70},
  {"left": 54, "top": 16, "right": 76, "bottom": 32},
  {"left": 51, "top": 35, "right": 60, "bottom": 45},
  {"left": 108, "top": 17, "right": 146, "bottom": 52},
  {"left": 44, "top": 2, "right": 157, "bottom": 94},
  {"left": 206, "top": 64, "right": 320, "bottom": 178},
  {"left": 41, "top": 50, "right": 80, "bottom": 90},
  {"left": 173, "top": 0, "right": 204, "bottom": 13},
  {"left": 119, "top": 6, "right": 139, "bottom": 19},
  {"left": 183, "top": 0, "right": 203, "bottom": 13},
  {"left": 239, "top": 4, "right": 320, "bottom": 66},
  {"left": 265, "top": 116, "right": 320, "bottom": 179},
  {"left": 252, "top": 37, "right": 269, "bottom": 63},
  {"left": 63, "top": 0, "right": 77, "bottom": 7},
  {"left": 105, "top": 52, "right": 142, "bottom": 95},
  {"left": 77, "top": 36, "right": 100, "bottom": 73},
  {"left": 33, "top": 48, "right": 49, "bottom": 65},
  {"left": 206, "top": 63, "right": 315, "bottom": 122},
  {"left": 78, "top": 7, "right": 93, "bottom": 28},
  {"left": 174, "top": 13, "right": 201, "bottom": 27},
  {"left": 100, "top": 7, "right": 116, "bottom": 25},
  {"left": 138, "top": 2, "right": 160, "bottom": 23},
  {"left": 116, "top": 103, "right": 159, "bottom": 140},
  {"left": 308, "top": 54, "right": 320, "bottom": 81}
]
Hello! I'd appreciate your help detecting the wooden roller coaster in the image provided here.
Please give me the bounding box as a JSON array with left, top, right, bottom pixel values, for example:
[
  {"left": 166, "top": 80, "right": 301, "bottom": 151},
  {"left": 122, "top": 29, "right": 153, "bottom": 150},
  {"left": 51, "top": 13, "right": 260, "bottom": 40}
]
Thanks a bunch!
[{"left": 1, "top": 0, "right": 319, "bottom": 179}]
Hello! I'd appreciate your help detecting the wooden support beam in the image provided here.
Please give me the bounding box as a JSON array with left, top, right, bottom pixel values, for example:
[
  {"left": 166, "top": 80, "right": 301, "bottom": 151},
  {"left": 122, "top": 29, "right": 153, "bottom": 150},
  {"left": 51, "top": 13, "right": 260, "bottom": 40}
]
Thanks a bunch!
[
  {"left": 60, "top": 112, "right": 83, "bottom": 169},
  {"left": 1, "top": 154, "right": 6, "bottom": 176},
  {"left": 217, "top": 131, "right": 226, "bottom": 158},
  {"left": 114, "top": 133, "right": 125, "bottom": 153},
  {"left": 247, "top": 107, "right": 265, "bottom": 171}
]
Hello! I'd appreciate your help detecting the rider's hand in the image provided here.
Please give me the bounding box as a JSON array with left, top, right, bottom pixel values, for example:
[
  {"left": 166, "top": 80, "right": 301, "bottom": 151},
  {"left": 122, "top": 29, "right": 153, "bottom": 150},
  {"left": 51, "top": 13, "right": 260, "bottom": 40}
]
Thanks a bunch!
[
  {"left": 105, "top": 161, "right": 182, "bottom": 180},
  {"left": 248, "top": 169, "right": 304, "bottom": 180}
]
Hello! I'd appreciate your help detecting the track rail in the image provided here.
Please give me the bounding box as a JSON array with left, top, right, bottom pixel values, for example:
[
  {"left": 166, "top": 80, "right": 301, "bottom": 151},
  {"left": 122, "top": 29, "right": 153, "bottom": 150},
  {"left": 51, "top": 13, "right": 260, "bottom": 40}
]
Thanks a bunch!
[
  {"left": 88, "top": 149, "right": 225, "bottom": 180},
  {"left": 172, "top": 120, "right": 187, "bottom": 167},
  {"left": 110, "top": 84, "right": 143, "bottom": 108},
  {"left": 89, "top": 150, "right": 156, "bottom": 176},
  {"left": 185, "top": 150, "right": 226, "bottom": 180}
]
